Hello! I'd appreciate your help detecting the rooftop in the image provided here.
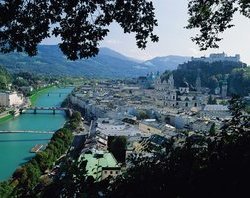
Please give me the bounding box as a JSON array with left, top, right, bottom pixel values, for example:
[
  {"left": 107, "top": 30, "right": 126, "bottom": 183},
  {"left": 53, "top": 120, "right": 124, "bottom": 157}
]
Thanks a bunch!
[
  {"left": 80, "top": 150, "right": 120, "bottom": 181},
  {"left": 97, "top": 122, "right": 140, "bottom": 136},
  {"left": 141, "top": 120, "right": 175, "bottom": 131},
  {"left": 204, "top": 105, "right": 229, "bottom": 111}
]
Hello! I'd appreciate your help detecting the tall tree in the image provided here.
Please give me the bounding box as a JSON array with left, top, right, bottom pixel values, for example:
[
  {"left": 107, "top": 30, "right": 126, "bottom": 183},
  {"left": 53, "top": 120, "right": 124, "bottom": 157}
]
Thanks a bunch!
[{"left": 108, "top": 136, "right": 127, "bottom": 163}]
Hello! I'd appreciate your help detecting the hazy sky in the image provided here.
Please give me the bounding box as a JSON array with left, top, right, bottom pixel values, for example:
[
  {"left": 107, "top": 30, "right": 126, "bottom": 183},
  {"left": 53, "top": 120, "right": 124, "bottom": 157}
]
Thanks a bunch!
[{"left": 42, "top": 0, "right": 250, "bottom": 64}]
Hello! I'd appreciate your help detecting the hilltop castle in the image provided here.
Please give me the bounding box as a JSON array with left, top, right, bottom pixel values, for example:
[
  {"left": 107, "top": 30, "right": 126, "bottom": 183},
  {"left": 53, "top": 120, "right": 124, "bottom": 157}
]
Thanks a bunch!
[{"left": 191, "top": 53, "right": 240, "bottom": 63}]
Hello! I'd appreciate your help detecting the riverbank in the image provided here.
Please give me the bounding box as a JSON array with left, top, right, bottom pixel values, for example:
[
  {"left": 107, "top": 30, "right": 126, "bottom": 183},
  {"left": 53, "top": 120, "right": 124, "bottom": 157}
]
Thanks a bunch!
[
  {"left": 0, "top": 110, "right": 81, "bottom": 197},
  {"left": 0, "top": 114, "right": 14, "bottom": 123},
  {"left": 29, "top": 85, "right": 56, "bottom": 106},
  {"left": 0, "top": 87, "right": 73, "bottom": 182},
  {"left": 0, "top": 86, "right": 56, "bottom": 124}
]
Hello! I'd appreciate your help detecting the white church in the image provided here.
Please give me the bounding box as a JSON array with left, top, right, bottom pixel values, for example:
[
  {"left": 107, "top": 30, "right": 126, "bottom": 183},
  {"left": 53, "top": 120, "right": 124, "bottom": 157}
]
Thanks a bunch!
[{"left": 154, "top": 74, "right": 208, "bottom": 110}]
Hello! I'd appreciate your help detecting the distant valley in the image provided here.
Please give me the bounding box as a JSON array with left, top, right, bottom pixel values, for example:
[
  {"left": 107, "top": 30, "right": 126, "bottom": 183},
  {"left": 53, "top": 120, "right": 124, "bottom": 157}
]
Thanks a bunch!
[{"left": 0, "top": 45, "right": 190, "bottom": 78}]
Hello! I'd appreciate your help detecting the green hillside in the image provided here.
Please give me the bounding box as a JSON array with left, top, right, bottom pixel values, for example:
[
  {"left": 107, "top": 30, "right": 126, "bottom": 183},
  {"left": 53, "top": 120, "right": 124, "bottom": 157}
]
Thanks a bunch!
[
  {"left": 0, "top": 66, "right": 11, "bottom": 90},
  {"left": 162, "top": 60, "right": 249, "bottom": 96},
  {"left": 0, "top": 45, "right": 190, "bottom": 78},
  {"left": 229, "top": 67, "right": 250, "bottom": 96},
  {"left": 0, "top": 45, "right": 145, "bottom": 78}
]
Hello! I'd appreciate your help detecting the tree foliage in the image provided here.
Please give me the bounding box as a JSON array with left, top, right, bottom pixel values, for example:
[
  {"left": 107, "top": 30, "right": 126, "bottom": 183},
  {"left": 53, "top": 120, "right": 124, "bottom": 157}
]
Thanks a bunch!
[
  {"left": 108, "top": 136, "right": 127, "bottom": 163},
  {"left": 228, "top": 67, "right": 250, "bottom": 96},
  {"left": 0, "top": 123, "right": 76, "bottom": 197},
  {"left": 187, "top": 0, "right": 250, "bottom": 50},
  {"left": 162, "top": 60, "right": 247, "bottom": 95},
  {"left": 1, "top": 0, "right": 250, "bottom": 59},
  {"left": 0, "top": 0, "right": 158, "bottom": 60},
  {"left": 0, "top": 65, "right": 11, "bottom": 90},
  {"left": 41, "top": 160, "right": 91, "bottom": 197},
  {"left": 208, "top": 95, "right": 217, "bottom": 104},
  {"left": 137, "top": 110, "right": 150, "bottom": 120}
]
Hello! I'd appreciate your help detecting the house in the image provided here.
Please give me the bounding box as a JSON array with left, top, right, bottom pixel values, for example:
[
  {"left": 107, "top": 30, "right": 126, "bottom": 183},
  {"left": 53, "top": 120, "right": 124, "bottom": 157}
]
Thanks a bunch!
[
  {"left": 20, "top": 86, "right": 33, "bottom": 94},
  {"left": 139, "top": 119, "right": 164, "bottom": 134},
  {"left": 95, "top": 118, "right": 141, "bottom": 149},
  {"left": 139, "top": 119, "right": 175, "bottom": 135},
  {"left": 185, "top": 119, "right": 215, "bottom": 133},
  {"left": 147, "top": 134, "right": 168, "bottom": 151},
  {"left": 201, "top": 105, "right": 230, "bottom": 119},
  {"left": 0, "top": 91, "right": 23, "bottom": 107},
  {"left": 79, "top": 150, "right": 121, "bottom": 181}
]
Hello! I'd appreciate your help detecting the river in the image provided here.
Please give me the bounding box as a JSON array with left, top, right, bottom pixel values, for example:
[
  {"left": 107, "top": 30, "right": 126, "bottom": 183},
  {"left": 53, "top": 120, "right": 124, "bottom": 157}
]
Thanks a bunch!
[{"left": 0, "top": 87, "right": 73, "bottom": 181}]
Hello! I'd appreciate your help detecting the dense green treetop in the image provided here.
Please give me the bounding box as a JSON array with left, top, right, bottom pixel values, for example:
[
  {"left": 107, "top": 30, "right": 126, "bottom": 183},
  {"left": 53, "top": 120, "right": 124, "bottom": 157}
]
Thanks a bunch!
[
  {"left": 162, "top": 60, "right": 247, "bottom": 95},
  {"left": 187, "top": 0, "right": 250, "bottom": 50},
  {"left": 229, "top": 67, "right": 250, "bottom": 96},
  {"left": 108, "top": 136, "right": 127, "bottom": 163},
  {"left": 0, "top": 65, "right": 11, "bottom": 90},
  {"left": 0, "top": 0, "right": 158, "bottom": 60},
  {"left": 1, "top": 1, "right": 250, "bottom": 59}
]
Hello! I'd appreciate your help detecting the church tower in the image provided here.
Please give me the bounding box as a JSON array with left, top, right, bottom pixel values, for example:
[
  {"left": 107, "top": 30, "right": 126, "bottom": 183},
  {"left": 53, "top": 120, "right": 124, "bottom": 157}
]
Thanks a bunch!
[
  {"left": 168, "top": 74, "right": 175, "bottom": 90},
  {"left": 195, "top": 74, "right": 201, "bottom": 92},
  {"left": 221, "top": 80, "right": 228, "bottom": 98}
]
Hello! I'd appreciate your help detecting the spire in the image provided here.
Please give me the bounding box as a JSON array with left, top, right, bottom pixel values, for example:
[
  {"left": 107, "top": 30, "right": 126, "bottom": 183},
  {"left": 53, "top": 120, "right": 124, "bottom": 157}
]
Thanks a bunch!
[
  {"left": 195, "top": 72, "right": 201, "bottom": 92},
  {"left": 168, "top": 74, "right": 175, "bottom": 89}
]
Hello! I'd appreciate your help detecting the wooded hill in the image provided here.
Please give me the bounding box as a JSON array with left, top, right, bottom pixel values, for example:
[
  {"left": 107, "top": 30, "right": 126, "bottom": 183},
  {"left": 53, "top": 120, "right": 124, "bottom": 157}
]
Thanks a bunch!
[{"left": 161, "top": 60, "right": 250, "bottom": 96}]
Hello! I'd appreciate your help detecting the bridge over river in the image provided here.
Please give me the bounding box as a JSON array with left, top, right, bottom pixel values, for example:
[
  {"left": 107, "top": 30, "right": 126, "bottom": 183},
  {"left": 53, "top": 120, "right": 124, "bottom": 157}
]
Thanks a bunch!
[
  {"left": 19, "top": 107, "right": 71, "bottom": 115},
  {"left": 0, "top": 86, "right": 74, "bottom": 181},
  {"left": 47, "top": 92, "right": 69, "bottom": 97},
  {"left": 0, "top": 130, "right": 55, "bottom": 134}
]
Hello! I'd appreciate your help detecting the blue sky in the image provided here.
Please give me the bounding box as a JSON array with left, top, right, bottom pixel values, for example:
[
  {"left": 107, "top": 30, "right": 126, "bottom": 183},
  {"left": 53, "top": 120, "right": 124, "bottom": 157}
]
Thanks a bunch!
[{"left": 42, "top": 0, "right": 250, "bottom": 64}]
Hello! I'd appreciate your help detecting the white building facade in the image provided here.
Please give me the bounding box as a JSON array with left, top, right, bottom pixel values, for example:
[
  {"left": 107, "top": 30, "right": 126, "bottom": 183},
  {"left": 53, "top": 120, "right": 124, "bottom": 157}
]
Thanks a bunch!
[
  {"left": 154, "top": 74, "right": 207, "bottom": 110},
  {"left": 0, "top": 92, "right": 23, "bottom": 107}
]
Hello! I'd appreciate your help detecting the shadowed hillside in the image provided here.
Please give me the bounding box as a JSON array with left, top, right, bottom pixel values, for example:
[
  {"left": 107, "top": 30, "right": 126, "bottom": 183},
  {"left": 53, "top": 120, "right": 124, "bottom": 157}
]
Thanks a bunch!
[{"left": 0, "top": 45, "right": 190, "bottom": 78}]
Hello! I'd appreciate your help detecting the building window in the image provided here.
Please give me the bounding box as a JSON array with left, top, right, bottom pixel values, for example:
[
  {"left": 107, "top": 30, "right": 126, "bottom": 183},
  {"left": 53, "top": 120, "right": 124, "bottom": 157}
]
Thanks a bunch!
[
  {"left": 104, "top": 171, "right": 107, "bottom": 174},
  {"left": 110, "top": 171, "right": 113, "bottom": 174},
  {"left": 172, "top": 104, "right": 175, "bottom": 107},
  {"left": 173, "top": 96, "right": 175, "bottom": 100},
  {"left": 194, "top": 103, "right": 197, "bottom": 107},
  {"left": 185, "top": 103, "right": 188, "bottom": 107},
  {"left": 116, "top": 171, "right": 119, "bottom": 174},
  {"left": 176, "top": 102, "right": 179, "bottom": 105}
]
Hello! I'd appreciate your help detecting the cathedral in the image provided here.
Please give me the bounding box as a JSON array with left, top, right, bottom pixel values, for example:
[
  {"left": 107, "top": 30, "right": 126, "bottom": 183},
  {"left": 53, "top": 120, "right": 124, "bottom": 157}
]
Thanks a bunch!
[{"left": 154, "top": 74, "right": 207, "bottom": 110}]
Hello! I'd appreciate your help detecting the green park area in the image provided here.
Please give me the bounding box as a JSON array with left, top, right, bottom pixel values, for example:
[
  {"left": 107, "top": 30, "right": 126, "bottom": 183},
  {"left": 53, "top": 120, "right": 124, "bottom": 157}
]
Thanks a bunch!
[
  {"left": 29, "top": 86, "right": 56, "bottom": 106},
  {"left": 0, "top": 114, "right": 14, "bottom": 124}
]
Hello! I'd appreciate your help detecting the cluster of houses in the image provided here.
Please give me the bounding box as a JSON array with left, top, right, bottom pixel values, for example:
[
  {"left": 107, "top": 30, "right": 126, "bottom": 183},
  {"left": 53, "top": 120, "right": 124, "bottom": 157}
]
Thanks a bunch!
[
  {"left": 0, "top": 80, "right": 57, "bottom": 116},
  {"left": 71, "top": 75, "right": 232, "bottom": 181}
]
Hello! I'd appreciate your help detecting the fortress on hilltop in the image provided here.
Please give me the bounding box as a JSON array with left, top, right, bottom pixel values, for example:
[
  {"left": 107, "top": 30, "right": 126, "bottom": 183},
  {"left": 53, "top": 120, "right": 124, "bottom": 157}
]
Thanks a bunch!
[{"left": 191, "top": 53, "right": 240, "bottom": 63}]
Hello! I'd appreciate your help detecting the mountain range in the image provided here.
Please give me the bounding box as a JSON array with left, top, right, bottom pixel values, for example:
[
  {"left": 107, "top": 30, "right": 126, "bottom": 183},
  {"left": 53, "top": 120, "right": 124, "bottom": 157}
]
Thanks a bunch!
[{"left": 0, "top": 45, "right": 190, "bottom": 78}]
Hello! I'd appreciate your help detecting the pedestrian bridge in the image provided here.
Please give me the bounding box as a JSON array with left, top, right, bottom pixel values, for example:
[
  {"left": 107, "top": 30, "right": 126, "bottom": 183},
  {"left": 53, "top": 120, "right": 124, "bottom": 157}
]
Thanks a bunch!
[{"left": 0, "top": 130, "right": 55, "bottom": 134}]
